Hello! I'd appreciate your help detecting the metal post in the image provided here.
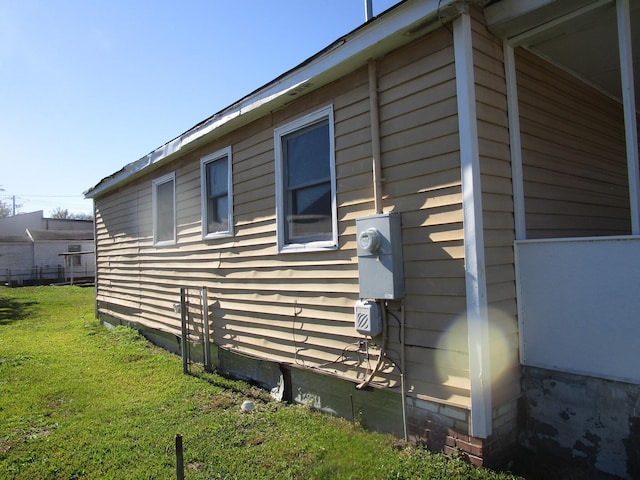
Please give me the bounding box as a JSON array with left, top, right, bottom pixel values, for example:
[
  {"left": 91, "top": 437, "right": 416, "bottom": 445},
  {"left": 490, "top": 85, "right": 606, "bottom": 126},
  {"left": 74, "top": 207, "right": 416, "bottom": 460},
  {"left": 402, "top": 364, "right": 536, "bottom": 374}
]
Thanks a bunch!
[
  {"left": 201, "top": 287, "right": 212, "bottom": 372},
  {"left": 69, "top": 256, "right": 75, "bottom": 286},
  {"left": 175, "top": 434, "right": 184, "bottom": 480},
  {"left": 364, "top": 0, "right": 373, "bottom": 21},
  {"left": 180, "top": 288, "right": 188, "bottom": 375}
]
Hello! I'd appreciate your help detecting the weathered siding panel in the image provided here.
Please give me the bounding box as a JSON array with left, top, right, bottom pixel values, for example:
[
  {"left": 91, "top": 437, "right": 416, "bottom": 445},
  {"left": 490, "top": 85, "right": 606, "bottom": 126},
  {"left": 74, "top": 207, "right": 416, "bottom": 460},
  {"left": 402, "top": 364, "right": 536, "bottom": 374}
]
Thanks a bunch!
[
  {"left": 515, "top": 48, "right": 631, "bottom": 238},
  {"left": 94, "top": 28, "right": 470, "bottom": 407}
]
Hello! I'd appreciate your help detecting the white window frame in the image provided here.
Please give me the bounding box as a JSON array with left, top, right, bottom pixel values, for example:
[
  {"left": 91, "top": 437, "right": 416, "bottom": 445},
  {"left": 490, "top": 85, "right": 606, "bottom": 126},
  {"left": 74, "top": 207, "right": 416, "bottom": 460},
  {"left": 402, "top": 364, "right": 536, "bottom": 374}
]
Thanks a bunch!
[
  {"left": 152, "top": 172, "right": 176, "bottom": 246},
  {"left": 200, "top": 146, "right": 234, "bottom": 239},
  {"left": 274, "top": 104, "right": 338, "bottom": 253}
]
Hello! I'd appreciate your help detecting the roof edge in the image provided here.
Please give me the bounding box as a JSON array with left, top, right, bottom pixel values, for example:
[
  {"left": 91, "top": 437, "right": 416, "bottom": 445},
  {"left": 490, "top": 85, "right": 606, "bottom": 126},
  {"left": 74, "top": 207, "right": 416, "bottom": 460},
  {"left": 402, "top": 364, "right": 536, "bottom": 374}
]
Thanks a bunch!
[{"left": 84, "top": 0, "right": 462, "bottom": 199}]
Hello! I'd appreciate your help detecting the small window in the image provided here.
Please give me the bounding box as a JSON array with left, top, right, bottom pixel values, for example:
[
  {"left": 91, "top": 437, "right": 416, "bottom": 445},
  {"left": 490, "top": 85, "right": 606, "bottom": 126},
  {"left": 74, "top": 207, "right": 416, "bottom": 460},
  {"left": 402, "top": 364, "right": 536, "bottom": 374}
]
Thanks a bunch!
[
  {"left": 152, "top": 172, "right": 176, "bottom": 245},
  {"left": 201, "top": 147, "right": 233, "bottom": 239},
  {"left": 275, "top": 105, "right": 337, "bottom": 252},
  {"left": 68, "top": 244, "right": 81, "bottom": 266}
]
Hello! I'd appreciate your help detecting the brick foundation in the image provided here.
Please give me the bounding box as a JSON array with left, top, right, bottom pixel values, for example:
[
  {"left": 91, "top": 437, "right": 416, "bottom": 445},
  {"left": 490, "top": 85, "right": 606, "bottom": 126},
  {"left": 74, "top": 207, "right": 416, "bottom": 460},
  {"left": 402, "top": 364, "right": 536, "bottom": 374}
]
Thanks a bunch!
[{"left": 406, "top": 397, "right": 520, "bottom": 468}]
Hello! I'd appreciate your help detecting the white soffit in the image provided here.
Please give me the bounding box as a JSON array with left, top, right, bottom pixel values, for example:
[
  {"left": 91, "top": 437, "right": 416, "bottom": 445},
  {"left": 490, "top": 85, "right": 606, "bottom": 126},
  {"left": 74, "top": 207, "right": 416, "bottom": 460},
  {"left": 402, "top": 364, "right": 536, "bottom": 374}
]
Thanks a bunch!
[
  {"left": 485, "top": 0, "right": 640, "bottom": 104},
  {"left": 484, "top": 0, "right": 602, "bottom": 38}
]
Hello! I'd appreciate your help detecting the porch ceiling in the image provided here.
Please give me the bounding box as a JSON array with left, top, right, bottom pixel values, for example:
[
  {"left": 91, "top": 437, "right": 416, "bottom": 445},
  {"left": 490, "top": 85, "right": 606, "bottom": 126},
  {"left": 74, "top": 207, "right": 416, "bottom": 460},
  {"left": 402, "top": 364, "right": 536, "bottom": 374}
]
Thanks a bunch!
[{"left": 485, "top": 0, "right": 640, "bottom": 106}]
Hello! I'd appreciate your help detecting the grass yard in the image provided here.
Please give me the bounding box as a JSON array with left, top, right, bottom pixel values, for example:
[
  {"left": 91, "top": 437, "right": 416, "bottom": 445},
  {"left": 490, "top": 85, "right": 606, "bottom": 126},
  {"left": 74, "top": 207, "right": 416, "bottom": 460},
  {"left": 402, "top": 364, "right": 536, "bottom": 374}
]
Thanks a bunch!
[{"left": 0, "top": 286, "right": 522, "bottom": 479}]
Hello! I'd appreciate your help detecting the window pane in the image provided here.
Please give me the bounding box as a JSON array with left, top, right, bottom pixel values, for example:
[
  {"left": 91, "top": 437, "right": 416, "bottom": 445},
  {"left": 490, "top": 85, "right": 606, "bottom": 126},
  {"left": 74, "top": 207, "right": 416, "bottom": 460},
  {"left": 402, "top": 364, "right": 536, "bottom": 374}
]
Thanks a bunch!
[
  {"left": 204, "top": 155, "right": 230, "bottom": 235},
  {"left": 156, "top": 180, "right": 174, "bottom": 242},
  {"left": 284, "top": 121, "right": 330, "bottom": 188},
  {"left": 287, "top": 182, "right": 332, "bottom": 241},
  {"left": 207, "top": 158, "right": 228, "bottom": 197},
  {"left": 276, "top": 107, "right": 335, "bottom": 249},
  {"left": 207, "top": 195, "right": 228, "bottom": 233}
]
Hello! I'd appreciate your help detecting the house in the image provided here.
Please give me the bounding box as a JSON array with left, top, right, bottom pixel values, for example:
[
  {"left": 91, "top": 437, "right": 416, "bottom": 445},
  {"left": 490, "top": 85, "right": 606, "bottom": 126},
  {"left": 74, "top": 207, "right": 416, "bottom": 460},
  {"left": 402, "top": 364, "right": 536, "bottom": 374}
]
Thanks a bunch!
[
  {"left": 84, "top": 0, "right": 640, "bottom": 476},
  {"left": 0, "top": 211, "right": 95, "bottom": 285}
]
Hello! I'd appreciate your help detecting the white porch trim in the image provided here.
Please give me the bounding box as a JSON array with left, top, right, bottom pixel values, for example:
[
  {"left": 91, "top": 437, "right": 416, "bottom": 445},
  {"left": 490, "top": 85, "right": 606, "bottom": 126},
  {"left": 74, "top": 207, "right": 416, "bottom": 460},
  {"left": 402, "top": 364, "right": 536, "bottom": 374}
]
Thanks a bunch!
[
  {"left": 454, "top": 12, "right": 492, "bottom": 439},
  {"left": 504, "top": 44, "right": 526, "bottom": 241},
  {"left": 616, "top": 0, "right": 640, "bottom": 234},
  {"left": 500, "top": 0, "right": 640, "bottom": 237}
]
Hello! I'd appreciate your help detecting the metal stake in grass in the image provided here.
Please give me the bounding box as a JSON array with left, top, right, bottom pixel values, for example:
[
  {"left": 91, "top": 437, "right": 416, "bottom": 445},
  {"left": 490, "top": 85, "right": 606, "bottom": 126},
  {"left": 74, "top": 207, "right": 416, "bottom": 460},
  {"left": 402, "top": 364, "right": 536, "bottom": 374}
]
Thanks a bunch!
[{"left": 175, "top": 434, "right": 184, "bottom": 480}]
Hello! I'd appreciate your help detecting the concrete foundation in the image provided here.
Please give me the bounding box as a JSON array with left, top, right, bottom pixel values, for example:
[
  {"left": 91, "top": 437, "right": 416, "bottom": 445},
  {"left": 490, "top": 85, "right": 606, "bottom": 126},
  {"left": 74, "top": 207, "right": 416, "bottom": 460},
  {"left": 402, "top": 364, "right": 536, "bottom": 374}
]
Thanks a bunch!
[
  {"left": 100, "top": 314, "right": 518, "bottom": 466},
  {"left": 522, "top": 366, "right": 640, "bottom": 479}
]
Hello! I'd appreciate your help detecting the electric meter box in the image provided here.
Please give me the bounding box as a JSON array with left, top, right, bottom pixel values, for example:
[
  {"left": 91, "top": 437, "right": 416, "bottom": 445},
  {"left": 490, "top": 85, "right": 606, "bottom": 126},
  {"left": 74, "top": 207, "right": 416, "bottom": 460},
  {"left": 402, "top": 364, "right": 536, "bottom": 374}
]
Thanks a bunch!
[
  {"left": 354, "top": 300, "right": 382, "bottom": 336},
  {"left": 356, "top": 213, "right": 404, "bottom": 299}
]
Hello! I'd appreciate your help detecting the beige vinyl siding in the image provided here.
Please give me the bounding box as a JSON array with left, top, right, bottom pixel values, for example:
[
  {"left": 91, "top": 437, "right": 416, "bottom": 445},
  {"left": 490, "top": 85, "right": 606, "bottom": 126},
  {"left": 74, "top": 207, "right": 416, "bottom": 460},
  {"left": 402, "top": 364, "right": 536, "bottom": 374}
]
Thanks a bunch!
[
  {"left": 471, "top": 9, "right": 521, "bottom": 409},
  {"left": 94, "top": 26, "right": 471, "bottom": 408},
  {"left": 378, "top": 28, "right": 470, "bottom": 408},
  {"left": 516, "top": 48, "right": 631, "bottom": 238}
]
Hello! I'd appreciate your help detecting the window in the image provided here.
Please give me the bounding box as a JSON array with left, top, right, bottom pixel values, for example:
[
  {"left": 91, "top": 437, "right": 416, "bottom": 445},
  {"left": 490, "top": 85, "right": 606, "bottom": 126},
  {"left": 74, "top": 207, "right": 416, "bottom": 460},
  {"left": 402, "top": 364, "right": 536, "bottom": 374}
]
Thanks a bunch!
[
  {"left": 152, "top": 172, "right": 176, "bottom": 245},
  {"left": 201, "top": 147, "right": 233, "bottom": 238},
  {"left": 68, "top": 244, "right": 81, "bottom": 266},
  {"left": 275, "top": 105, "right": 337, "bottom": 252}
]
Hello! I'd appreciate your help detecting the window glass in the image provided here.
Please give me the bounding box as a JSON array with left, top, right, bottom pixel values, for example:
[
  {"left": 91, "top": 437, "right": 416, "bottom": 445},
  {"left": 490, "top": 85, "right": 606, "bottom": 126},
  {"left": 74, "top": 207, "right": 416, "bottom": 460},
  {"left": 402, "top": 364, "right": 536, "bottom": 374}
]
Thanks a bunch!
[
  {"left": 201, "top": 147, "right": 233, "bottom": 238},
  {"left": 283, "top": 120, "right": 332, "bottom": 242},
  {"left": 284, "top": 121, "right": 330, "bottom": 188},
  {"left": 68, "top": 244, "right": 81, "bottom": 266},
  {"left": 275, "top": 106, "right": 336, "bottom": 251},
  {"left": 153, "top": 174, "right": 175, "bottom": 245},
  {"left": 206, "top": 157, "right": 229, "bottom": 233}
]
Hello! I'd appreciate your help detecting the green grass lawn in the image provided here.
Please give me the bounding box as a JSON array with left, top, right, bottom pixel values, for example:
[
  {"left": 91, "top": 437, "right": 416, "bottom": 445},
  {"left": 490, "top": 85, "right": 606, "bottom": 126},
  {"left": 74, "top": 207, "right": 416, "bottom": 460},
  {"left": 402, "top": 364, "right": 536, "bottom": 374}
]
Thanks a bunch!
[{"left": 0, "top": 286, "right": 522, "bottom": 479}]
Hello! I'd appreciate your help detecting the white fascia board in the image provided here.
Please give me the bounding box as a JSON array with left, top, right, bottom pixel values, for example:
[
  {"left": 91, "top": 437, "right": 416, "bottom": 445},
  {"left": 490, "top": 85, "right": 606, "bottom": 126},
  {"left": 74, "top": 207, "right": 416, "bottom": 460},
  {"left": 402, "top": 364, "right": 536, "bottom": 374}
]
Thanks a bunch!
[{"left": 84, "top": 0, "right": 458, "bottom": 200}]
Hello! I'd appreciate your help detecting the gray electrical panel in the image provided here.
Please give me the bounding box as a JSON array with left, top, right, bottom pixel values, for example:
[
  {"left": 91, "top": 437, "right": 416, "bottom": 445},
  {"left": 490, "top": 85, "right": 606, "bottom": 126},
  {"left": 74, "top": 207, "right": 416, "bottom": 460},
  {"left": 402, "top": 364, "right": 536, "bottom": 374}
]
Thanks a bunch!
[{"left": 356, "top": 213, "right": 404, "bottom": 299}]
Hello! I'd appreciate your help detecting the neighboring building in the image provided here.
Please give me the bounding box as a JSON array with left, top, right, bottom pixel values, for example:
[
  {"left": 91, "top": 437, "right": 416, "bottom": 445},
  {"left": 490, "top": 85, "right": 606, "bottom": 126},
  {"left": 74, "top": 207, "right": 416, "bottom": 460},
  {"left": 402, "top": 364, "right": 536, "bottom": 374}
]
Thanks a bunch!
[
  {"left": 84, "top": 1, "right": 640, "bottom": 477},
  {"left": 0, "top": 211, "right": 95, "bottom": 285}
]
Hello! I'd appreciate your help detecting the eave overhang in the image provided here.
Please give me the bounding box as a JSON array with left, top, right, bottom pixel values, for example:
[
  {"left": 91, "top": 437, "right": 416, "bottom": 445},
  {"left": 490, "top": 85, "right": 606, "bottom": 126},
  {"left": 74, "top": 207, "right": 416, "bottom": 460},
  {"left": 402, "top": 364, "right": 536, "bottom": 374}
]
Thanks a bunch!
[{"left": 485, "top": 0, "right": 640, "bottom": 103}]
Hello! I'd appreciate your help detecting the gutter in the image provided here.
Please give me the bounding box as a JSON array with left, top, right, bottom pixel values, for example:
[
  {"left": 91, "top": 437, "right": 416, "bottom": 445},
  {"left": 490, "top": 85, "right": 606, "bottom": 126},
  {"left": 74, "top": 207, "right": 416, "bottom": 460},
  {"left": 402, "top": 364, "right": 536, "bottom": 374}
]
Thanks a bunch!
[{"left": 84, "top": 0, "right": 469, "bottom": 200}]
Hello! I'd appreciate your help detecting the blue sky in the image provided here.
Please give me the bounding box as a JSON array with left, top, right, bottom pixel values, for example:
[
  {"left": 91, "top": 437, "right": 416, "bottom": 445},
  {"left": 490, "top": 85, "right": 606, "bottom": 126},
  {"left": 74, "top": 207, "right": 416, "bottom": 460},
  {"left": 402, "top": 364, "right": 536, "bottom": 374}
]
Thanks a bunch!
[{"left": 0, "top": 0, "right": 401, "bottom": 217}]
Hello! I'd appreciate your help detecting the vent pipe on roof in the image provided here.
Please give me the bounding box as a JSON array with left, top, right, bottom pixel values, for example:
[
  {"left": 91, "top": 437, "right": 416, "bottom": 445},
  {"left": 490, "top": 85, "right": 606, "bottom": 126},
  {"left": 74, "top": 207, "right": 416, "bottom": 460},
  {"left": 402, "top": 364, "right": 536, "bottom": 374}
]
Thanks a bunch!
[{"left": 364, "top": 0, "right": 374, "bottom": 21}]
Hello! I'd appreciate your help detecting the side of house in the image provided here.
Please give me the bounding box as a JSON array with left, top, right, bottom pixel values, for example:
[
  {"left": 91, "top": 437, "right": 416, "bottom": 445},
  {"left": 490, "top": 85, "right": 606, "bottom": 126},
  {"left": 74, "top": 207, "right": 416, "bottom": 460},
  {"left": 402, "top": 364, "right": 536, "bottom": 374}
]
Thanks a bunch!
[
  {"left": 0, "top": 237, "right": 33, "bottom": 284},
  {"left": 85, "top": 0, "right": 640, "bottom": 475},
  {"left": 93, "top": 18, "right": 483, "bottom": 437},
  {"left": 28, "top": 230, "right": 95, "bottom": 282},
  {"left": 88, "top": 2, "right": 524, "bottom": 465},
  {"left": 0, "top": 212, "right": 95, "bottom": 285}
]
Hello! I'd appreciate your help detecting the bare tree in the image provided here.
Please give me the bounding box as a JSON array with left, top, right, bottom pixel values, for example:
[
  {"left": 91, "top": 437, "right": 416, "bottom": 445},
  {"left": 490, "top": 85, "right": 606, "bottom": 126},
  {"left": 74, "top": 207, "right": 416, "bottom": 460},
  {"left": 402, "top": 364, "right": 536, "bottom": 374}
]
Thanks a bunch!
[
  {"left": 50, "top": 207, "right": 92, "bottom": 220},
  {"left": 0, "top": 187, "right": 22, "bottom": 217},
  {"left": 0, "top": 187, "right": 11, "bottom": 218},
  {"left": 50, "top": 207, "right": 70, "bottom": 219},
  {"left": 0, "top": 198, "right": 11, "bottom": 218}
]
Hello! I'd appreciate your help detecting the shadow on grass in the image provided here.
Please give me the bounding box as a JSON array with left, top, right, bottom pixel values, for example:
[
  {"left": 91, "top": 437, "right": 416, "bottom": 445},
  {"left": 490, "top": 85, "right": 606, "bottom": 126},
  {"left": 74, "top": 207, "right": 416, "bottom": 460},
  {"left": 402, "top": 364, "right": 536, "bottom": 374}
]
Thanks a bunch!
[
  {"left": 188, "top": 368, "right": 273, "bottom": 403},
  {"left": 0, "top": 296, "right": 39, "bottom": 325}
]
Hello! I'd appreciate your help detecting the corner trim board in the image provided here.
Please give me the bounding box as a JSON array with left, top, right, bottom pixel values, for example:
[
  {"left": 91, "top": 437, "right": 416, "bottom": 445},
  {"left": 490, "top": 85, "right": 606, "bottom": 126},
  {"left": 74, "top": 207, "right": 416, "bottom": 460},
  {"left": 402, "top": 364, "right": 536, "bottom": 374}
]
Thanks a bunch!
[{"left": 454, "top": 12, "right": 492, "bottom": 439}]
